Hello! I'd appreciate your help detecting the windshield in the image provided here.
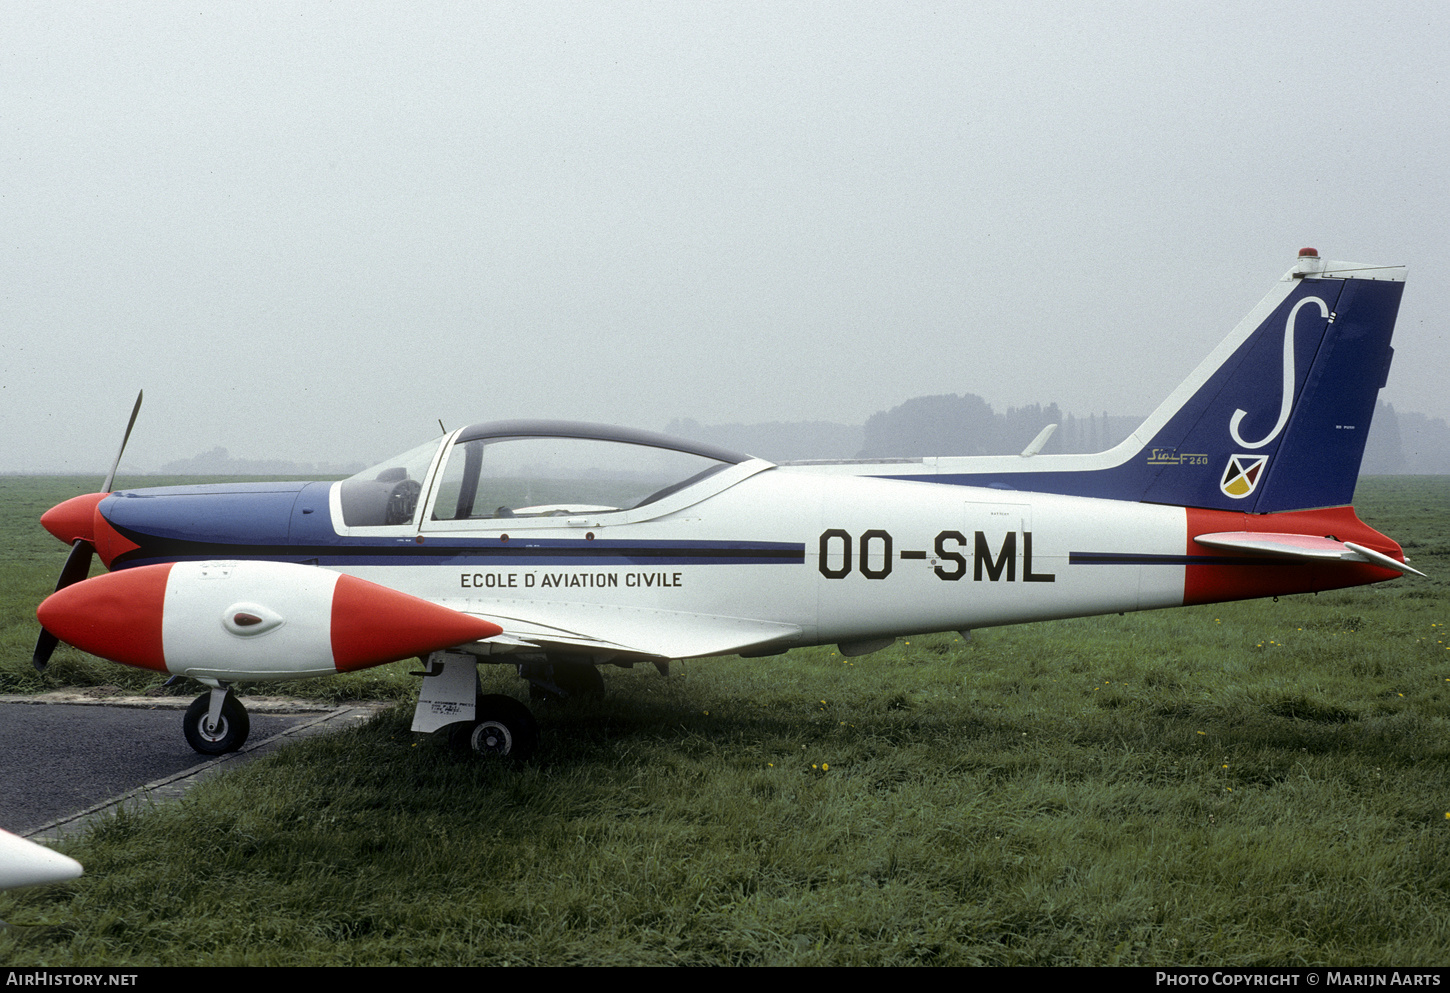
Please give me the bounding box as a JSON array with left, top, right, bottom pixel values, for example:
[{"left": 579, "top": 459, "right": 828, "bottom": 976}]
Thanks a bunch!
[
  {"left": 338, "top": 439, "right": 444, "bottom": 527},
  {"left": 429, "top": 435, "right": 732, "bottom": 521}
]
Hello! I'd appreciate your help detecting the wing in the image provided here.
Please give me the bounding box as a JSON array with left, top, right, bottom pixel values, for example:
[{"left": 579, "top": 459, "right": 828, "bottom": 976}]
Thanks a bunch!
[{"left": 440, "top": 599, "right": 803, "bottom": 661}]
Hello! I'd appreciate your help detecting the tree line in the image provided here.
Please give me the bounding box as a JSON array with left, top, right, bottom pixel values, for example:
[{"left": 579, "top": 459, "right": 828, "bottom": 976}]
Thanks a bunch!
[{"left": 669, "top": 396, "right": 1450, "bottom": 473}]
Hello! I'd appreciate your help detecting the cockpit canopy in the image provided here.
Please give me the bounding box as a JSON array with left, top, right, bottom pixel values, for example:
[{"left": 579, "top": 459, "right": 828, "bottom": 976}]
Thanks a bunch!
[{"left": 338, "top": 420, "right": 752, "bottom": 528}]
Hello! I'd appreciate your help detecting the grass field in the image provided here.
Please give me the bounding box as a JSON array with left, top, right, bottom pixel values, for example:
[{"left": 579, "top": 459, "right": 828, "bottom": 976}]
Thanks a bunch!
[{"left": 1, "top": 475, "right": 1447, "bottom": 965}]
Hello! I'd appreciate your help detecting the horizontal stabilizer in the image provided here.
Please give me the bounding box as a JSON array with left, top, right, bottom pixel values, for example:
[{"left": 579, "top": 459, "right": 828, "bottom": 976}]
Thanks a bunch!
[
  {"left": 1019, "top": 423, "right": 1057, "bottom": 457},
  {"left": 1194, "top": 532, "right": 1423, "bottom": 575}
]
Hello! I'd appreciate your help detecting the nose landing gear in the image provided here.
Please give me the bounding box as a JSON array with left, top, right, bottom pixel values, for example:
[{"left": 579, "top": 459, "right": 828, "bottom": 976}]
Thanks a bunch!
[{"left": 183, "top": 686, "right": 250, "bottom": 755}]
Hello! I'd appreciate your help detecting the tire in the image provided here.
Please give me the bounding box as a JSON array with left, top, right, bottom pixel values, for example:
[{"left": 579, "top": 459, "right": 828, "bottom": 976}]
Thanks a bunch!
[
  {"left": 183, "top": 692, "right": 250, "bottom": 755},
  {"left": 466, "top": 694, "right": 538, "bottom": 761}
]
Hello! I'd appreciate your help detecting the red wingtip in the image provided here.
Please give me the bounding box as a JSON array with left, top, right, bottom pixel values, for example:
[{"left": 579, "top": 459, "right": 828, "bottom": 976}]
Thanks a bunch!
[
  {"left": 36, "top": 564, "right": 172, "bottom": 671},
  {"left": 40, "top": 493, "right": 107, "bottom": 546},
  {"left": 329, "top": 575, "right": 504, "bottom": 672}
]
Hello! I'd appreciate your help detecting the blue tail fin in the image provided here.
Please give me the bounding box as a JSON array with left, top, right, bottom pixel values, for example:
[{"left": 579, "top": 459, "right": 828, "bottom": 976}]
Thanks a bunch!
[
  {"left": 1131, "top": 252, "right": 1405, "bottom": 511},
  {"left": 886, "top": 251, "right": 1406, "bottom": 512}
]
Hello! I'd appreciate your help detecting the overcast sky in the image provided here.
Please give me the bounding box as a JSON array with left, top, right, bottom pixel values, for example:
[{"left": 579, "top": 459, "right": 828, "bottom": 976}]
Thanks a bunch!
[{"left": 3, "top": 1, "right": 1446, "bottom": 473}]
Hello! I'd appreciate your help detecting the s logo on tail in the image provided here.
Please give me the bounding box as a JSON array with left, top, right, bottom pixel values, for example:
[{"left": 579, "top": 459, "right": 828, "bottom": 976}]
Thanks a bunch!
[{"left": 1228, "top": 295, "right": 1330, "bottom": 450}]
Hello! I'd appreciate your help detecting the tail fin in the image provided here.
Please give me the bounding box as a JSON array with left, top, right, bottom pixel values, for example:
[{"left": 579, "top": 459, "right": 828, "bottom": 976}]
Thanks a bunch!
[
  {"left": 1126, "top": 250, "right": 1405, "bottom": 512},
  {"left": 882, "top": 250, "right": 1406, "bottom": 512}
]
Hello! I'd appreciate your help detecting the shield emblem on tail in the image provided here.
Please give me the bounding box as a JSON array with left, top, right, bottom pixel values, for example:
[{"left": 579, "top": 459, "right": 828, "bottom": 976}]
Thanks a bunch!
[{"left": 1221, "top": 454, "right": 1268, "bottom": 499}]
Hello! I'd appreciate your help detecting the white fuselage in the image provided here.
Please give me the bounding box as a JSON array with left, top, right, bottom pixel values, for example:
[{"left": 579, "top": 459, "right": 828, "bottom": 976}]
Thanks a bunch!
[{"left": 329, "top": 466, "right": 1187, "bottom": 657}]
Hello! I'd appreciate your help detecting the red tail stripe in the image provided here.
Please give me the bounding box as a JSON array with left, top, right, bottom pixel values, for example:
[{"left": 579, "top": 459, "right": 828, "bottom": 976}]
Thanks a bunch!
[{"left": 1184, "top": 505, "right": 1404, "bottom": 605}]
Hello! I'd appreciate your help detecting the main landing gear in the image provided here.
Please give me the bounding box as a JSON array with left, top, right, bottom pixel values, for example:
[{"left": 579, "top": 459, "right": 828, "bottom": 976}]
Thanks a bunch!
[
  {"left": 448, "top": 694, "right": 539, "bottom": 761},
  {"left": 183, "top": 686, "right": 250, "bottom": 755},
  {"left": 414, "top": 652, "right": 615, "bottom": 761}
]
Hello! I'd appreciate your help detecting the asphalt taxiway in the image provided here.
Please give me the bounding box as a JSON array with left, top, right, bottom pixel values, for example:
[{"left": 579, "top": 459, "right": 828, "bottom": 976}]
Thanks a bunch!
[{"left": 0, "top": 694, "right": 392, "bottom": 840}]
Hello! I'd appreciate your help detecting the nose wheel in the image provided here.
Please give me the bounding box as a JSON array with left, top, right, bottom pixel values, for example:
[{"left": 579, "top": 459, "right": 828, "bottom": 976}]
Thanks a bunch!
[{"left": 183, "top": 689, "right": 250, "bottom": 755}]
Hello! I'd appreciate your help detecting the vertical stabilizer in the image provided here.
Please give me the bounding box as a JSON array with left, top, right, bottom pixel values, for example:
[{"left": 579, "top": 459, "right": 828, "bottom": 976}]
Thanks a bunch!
[
  {"left": 1131, "top": 251, "right": 1405, "bottom": 511},
  {"left": 867, "top": 250, "right": 1406, "bottom": 513}
]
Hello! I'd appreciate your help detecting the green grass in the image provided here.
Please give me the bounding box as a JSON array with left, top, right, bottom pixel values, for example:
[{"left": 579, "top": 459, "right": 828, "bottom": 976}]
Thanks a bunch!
[{"left": 1, "top": 476, "right": 1447, "bottom": 965}]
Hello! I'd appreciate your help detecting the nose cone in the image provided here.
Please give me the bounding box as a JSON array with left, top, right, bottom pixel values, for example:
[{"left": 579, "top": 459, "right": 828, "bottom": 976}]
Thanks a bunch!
[{"left": 41, "top": 493, "right": 107, "bottom": 545}]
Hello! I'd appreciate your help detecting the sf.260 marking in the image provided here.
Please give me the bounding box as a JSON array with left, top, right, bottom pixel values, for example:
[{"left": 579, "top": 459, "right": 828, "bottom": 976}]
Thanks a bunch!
[{"left": 817, "top": 529, "right": 1055, "bottom": 583}]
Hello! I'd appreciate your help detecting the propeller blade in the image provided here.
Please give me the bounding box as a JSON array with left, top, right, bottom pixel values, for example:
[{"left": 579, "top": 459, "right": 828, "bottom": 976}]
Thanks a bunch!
[
  {"left": 33, "top": 534, "right": 98, "bottom": 672},
  {"left": 32, "top": 629, "right": 60, "bottom": 673},
  {"left": 100, "top": 390, "right": 143, "bottom": 495},
  {"left": 56, "top": 538, "right": 95, "bottom": 590},
  {"left": 36, "top": 391, "right": 140, "bottom": 672}
]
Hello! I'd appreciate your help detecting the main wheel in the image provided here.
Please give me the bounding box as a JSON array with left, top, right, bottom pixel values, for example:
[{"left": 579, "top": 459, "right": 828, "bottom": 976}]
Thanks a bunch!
[
  {"left": 463, "top": 694, "right": 538, "bottom": 761},
  {"left": 183, "top": 691, "right": 250, "bottom": 755}
]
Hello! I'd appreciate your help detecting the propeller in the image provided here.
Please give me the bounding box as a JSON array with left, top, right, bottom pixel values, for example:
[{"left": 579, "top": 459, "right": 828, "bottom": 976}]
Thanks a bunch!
[{"left": 32, "top": 391, "right": 143, "bottom": 672}]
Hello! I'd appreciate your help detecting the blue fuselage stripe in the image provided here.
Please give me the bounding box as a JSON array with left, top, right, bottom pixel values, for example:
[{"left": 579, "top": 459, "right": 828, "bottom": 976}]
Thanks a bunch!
[
  {"left": 110, "top": 531, "right": 807, "bottom": 570},
  {"left": 1068, "top": 552, "right": 1302, "bottom": 567}
]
